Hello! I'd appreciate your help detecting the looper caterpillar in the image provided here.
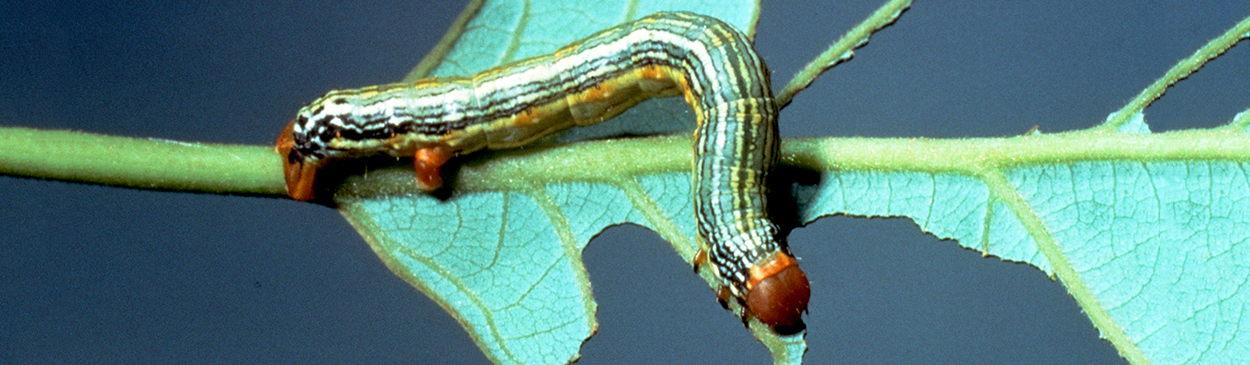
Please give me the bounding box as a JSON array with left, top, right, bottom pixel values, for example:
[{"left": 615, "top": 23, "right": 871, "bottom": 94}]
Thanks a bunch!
[{"left": 275, "top": 12, "right": 810, "bottom": 330}]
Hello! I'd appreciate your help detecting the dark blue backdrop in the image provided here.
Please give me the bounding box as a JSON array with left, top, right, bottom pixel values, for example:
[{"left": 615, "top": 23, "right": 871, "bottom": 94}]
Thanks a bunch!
[{"left": 3, "top": 1, "right": 1247, "bottom": 363}]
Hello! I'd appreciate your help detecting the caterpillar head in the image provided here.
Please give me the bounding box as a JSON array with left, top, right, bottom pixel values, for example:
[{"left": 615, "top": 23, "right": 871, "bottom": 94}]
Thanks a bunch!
[
  {"left": 275, "top": 119, "right": 321, "bottom": 201},
  {"left": 746, "top": 251, "right": 810, "bottom": 330}
]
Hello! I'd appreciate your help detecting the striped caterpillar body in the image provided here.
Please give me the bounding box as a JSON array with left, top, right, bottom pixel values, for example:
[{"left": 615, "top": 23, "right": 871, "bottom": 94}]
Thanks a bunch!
[{"left": 275, "top": 12, "right": 810, "bottom": 329}]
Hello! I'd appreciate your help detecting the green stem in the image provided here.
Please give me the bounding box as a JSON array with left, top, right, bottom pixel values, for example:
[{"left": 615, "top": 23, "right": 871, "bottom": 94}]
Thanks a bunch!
[
  {"left": 6, "top": 126, "right": 1250, "bottom": 202},
  {"left": 1099, "top": 13, "right": 1250, "bottom": 131},
  {"left": 775, "top": 0, "right": 912, "bottom": 107},
  {"left": 0, "top": 127, "right": 285, "bottom": 197}
]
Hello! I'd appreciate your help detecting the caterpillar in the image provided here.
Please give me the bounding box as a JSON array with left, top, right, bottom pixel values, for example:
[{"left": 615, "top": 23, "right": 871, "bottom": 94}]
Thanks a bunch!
[{"left": 275, "top": 11, "right": 810, "bottom": 330}]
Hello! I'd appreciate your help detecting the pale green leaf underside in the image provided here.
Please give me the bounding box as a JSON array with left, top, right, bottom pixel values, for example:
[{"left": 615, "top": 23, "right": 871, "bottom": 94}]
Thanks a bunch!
[
  {"left": 338, "top": 141, "right": 801, "bottom": 365},
  {"left": 791, "top": 141, "right": 1250, "bottom": 365},
  {"left": 341, "top": 126, "right": 1250, "bottom": 364},
  {"left": 334, "top": 1, "right": 1250, "bottom": 365},
  {"left": 420, "top": 0, "right": 760, "bottom": 79}
]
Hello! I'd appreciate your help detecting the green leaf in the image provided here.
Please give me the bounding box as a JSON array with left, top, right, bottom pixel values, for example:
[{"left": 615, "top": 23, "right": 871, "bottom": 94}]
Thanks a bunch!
[
  {"left": 786, "top": 129, "right": 1250, "bottom": 364},
  {"left": 339, "top": 125, "right": 1250, "bottom": 364},
  {"left": 336, "top": 137, "right": 807, "bottom": 364},
  {"left": 332, "top": 3, "right": 1250, "bottom": 365}
]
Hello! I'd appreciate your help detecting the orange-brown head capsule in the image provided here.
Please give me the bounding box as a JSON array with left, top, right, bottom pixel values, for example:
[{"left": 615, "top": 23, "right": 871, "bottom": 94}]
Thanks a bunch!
[{"left": 745, "top": 252, "right": 810, "bottom": 329}]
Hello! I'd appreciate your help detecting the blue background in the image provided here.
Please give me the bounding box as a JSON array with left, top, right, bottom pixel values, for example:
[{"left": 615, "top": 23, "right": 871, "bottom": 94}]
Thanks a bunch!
[{"left": 2, "top": 1, "right": 1248, "bottom": 363}]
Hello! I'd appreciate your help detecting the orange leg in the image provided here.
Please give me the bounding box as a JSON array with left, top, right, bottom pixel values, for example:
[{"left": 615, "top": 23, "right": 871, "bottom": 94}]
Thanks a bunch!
[
  {"left": 692, "top": 249, "right": 709, "bottom": 272},
  {"left": 413, "top": 145, "right": 453, "bottom": 191}
]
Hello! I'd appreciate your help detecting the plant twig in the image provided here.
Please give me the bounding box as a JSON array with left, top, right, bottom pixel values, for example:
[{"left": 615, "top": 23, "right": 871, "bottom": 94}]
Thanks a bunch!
[
  {"left": 1100, "top": 13, "right": 1250, "bottom": 132},
  {"left": 0, "top": 127, "right": 285, "bottom": 197},
  {"left": 775, "top": 0, "right": 912, "bottom": 108}
]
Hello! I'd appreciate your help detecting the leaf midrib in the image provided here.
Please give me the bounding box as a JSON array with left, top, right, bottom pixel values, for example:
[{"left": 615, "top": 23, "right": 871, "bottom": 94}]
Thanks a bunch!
[{"left": 331, "top": 129, "right": 1250, "bottom": 198}]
